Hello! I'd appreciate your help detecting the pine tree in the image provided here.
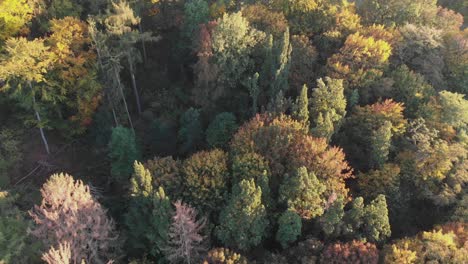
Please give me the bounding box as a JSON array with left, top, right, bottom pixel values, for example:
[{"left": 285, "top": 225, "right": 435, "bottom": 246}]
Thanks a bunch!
[
  {"left": 216, "top": 179, "right": 268, "bottom": 250},
  {"left": 364, "top": 194, "right": 391, "bottom": 243},
  {"left": 109, "top": 126, "right": 140, "bottom": 183},
  {"left": 125, "top": 163, "right": 172, "bottom": 259},
  {"left": 206, "top": 112, "right": 238, "bottom": 149},
  {"left": 279, "top": 166, "right": 326, "bottom": 219},
  {"left": 270, "top": 27, "right": 292, "bottom": 101},
  {"left": 370, "top": 121, "right": 393, "bottom": 169},
  {"left": 165, "top": 201, "right": 206, "bottom": 264},
  {"left": 246, "top": 72, "right": 260, "bottom": 115},
  {"left": 292, "top": 84, "right": 309, "bottom": 126}
]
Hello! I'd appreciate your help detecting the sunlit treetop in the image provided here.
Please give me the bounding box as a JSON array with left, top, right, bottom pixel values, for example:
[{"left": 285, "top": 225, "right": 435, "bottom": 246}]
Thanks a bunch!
[{"left": 0, "top": 0, "right": 33, "bottom": 41}]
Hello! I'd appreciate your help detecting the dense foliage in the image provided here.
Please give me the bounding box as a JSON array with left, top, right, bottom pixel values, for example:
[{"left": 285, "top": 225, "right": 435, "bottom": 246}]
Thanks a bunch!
[{"left": 0, "top": 0, "right": 466, "bottom": 263}]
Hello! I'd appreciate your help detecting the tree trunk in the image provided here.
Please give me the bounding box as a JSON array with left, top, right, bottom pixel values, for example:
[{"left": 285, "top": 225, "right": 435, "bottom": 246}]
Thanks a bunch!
[
  {"left": 128, "top": 57, "right": 142, "bottom": 115},
  {"left": 114, "top": 68, "right": 134, "bottom": 132},
  {"left": 138, "top": 23, "right": 147, "bottom": 64},
  {"left": 29, "top": 82, "right": 50, "bottom": 155}
]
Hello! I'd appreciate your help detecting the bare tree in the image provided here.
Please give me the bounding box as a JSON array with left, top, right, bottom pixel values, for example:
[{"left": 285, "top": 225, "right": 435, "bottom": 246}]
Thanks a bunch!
[
  {"left": 165, "top": 201, "right": 207, "bottom": 264},
  {"left": 30, "top": 173, "right": 119, "bottom": 264}
]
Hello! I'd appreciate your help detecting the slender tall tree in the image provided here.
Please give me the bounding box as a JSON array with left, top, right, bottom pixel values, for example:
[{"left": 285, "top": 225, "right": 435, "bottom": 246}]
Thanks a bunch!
[{"left": 0, "top": 38, "right": 55, "bottom": 154}]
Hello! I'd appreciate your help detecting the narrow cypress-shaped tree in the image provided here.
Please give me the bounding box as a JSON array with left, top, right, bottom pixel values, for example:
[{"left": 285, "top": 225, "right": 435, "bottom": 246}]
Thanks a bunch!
[
  {"left": 109, "top": 126, "right": 140, "bottom": 183},
  {"left": 292, "top": 84, "right": 309, "bottom": 127},
  {"left": 216, "top": 179, "right": 268, "bottom": 250}
]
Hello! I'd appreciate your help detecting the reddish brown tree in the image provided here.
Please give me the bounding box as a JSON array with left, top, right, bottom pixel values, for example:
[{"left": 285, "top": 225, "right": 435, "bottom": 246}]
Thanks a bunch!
[{"left": 320, "top": 240, "right": 379, "bottom": 264}]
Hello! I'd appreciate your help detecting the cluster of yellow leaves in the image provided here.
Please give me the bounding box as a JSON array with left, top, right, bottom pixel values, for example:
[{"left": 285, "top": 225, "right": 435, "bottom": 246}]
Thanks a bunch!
[
  {"left": 0, "top": 0, "right": 33, "bottom": 41},
  {"left": 327, "top": 32, "right": 392, "bottom": 88}
]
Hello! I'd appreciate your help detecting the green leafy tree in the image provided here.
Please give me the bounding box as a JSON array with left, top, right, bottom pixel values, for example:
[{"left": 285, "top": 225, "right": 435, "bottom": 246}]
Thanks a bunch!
[
  {"left": 206, "top": 112, "right": 238, "bottom": 149},
  {"left": 0, "top": 37, "right": 56, "bottom": 154},
  {"left": 178, "top": 108, "right": 204, "bottom": 155},
  {"left": 292, "top": 84, "right": 309, "bottom": 127},
  {"left": 182, "top": 0, "right": 210, "bottom": 51},
  {"left": 216, "top": 179, "right": 269, "bottom": 251},
  {"left": 276, "top": 210, "right": 302, "bottom": 248},
  {"left": 310, "top": 77, "right": 346, "bottom": 141},
  {"left": 182, "top": 149, "right": 228, "bottom": 213},
  {"left": 279, "top": 167, "right": 326, "bottom": 219},
  {"left": 246, "top": 72, "right": 260, "bottom": 115},
  {"left": 125, "top": 162, "right": 172, "bottom": 259},
  {"left": 388, "top": 65, "right": 435, "bottom": 118},
  {"left": 211, "top": 11, "right": 265, "bottom": 91},
  {"left": 231, "top": 152, "right": 271, "bottom": 209},
  {"left": 438, "top": 91, "right": 468, "bottom": 130},
  {"left": 109, "top": 126, "right": 140, "bottom": 183}
]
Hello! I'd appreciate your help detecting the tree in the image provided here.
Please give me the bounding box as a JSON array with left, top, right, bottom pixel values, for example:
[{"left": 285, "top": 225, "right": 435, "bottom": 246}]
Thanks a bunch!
[
  {"left": 370, "top": 121, "right": 393, "bottom": 169},
  {"left": 396, "top": 24, "right": 445, "bottom": 89},
  {"left": 0, "top": 191, "right": 30, "bottom": 263},
  {"left": 125, "top": 162, "right": 172, "bottom": 258},
  {"left": 356, "top": 0, "right": 437, "bottom": 27},
  {"left": 363, "top": 194, "right": 391, "bottom": 243},
  {"left": 319, "top": 195, "right": 391, "bottom": 243},
  {"left": 0, "top": 0, "right": 33, "bottom": 41},
  {"left": 292, "top": 84, "right": 309, "bottom": 127},
  {"left": 205, "top": 112, "right": 238, "bottom": 149},
  {"left": 165, "top": 201, "right": 206, "bottom": 264},
  {"left": 310, "top": 77, "right": 346, "bottom": 141},
  {"left": 231, "top": 114, "right": 352, "bottom": 199},
  {"left": 47, "top": 17, "right": 102, "bottom": 136},
  {"left": 279, "top": 167, "right": 326, "bottom": 219},
  {"left": 231, "top": 152, "right": 271, "bottom": 208},
  {"left": 145, "top": 156, "right": 183, "bottom": 200},
  {"left": 109, "top": 126, "right": 140, "bottom": 183},
  {"left": 29, "top": 173, "right": 119, "bottom": 263},
  {"left": 0, "top": 37, "right": 56, "bottom": 154},
  {"left": 202, "top": 248, "right": 248, "bottom": 264},
  {"left": 211, "top": 11, "right": 265, "bottom": 92},
  {"left": 216, "top": 179, "right": 269, "bottom": 251},
  {"left": 269, "top": 27, "right": 292, "bottom": 101},
  {"left": 289, "top": 35, "right": 318, "bottom": 91},
  {"left": 338, "top": 99, "right": 406, "bottom": 171},
  {"left": 276, "top": 210, "right": 302, "bottom": 248},
  {"left": 438, "top": 91, "right": 468, "bottom": 129},
  {"left": 178, "top": 108, "right": 203, "bottom": 154},
  {"left": 245, "top": 72, "right": 260, "bottom": 115},
  {"left": 320, "top": 240, "right": 379, "bottom": 264},
  {"left": 181, "top": 149, "right": 228, "bottom": 213},
  {"left": 181, "top": 0, "right": 210, "bottom": 51},
  {"left": 105, "top": 0, "right": 156, "bottom": 115},
  {"left": 388, "top": 65, "right": 435, "bottom": 118},
  {"left": 327, "top": 32, "right": 392, "bottom": 90}
]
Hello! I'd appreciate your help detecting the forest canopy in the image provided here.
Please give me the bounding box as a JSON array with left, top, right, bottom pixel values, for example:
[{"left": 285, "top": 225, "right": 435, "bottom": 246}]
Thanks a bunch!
[{"left": 0, "top": 0, "right": 467, "bottom": 263}]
